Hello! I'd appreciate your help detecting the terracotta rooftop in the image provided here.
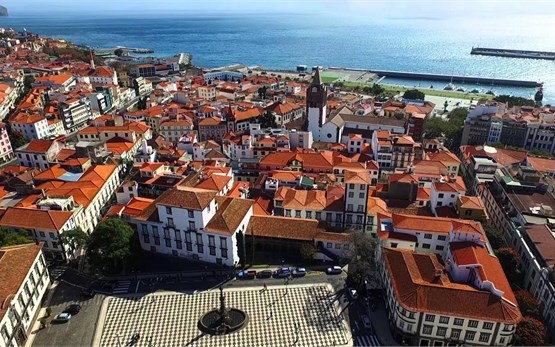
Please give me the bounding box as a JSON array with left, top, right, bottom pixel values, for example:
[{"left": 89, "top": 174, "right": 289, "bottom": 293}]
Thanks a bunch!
[
  {"left": 205, "top": 197, "right": 254, "bottom": 235},
  {"left": 156, "top": 187, "right": 217, "bottom": 211},
  {"left": 0, "top": 207, "right": 74, "bottom": 231},
  {"left": 383, "top": 247, "right": 521, "bottom": 324},
  {"left": 246, "top": 215, "right": 325, "bottom": 241}
]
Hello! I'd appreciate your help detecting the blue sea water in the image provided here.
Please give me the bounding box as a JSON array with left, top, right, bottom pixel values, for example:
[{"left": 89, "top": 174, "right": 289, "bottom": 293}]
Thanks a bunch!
[{"left": 1, "top": 13, "right": 554, "bottom": 102}]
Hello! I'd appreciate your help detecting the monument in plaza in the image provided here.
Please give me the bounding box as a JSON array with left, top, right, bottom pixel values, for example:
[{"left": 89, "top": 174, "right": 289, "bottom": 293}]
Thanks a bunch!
[{"left": 198, "top": 286, "right": 248, "bottom": 335}]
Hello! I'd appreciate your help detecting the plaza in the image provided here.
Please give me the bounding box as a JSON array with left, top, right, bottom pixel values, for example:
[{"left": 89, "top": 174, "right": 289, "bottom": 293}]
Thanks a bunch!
[{"left": 93, "top": 284, "right": 352, "bottom": 347}]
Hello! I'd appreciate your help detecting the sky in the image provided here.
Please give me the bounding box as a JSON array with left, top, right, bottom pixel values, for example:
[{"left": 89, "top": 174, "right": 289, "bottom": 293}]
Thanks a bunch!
[{"left": 3, "top": 0, "right": 555, "bottom": 17}]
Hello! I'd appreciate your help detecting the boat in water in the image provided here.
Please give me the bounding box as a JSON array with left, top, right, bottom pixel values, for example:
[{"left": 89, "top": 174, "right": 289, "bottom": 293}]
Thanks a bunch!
[
  {"left": 485, "top": 90, "right": 496, "bottom": 96},
  {"left": 444, "top": 83, "right": 456, "bottom": 91},
  {"left": 456, "top": 87, "right": 466, "bottom": 92},
  {"left": 470, "top": 88, "right": 481, "bottom": 94}
]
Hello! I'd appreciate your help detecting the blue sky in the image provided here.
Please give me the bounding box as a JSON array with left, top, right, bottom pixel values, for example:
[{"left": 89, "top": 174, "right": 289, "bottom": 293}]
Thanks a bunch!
[{"left": 3, "top": 0, "right": 554, "bottom": 17}]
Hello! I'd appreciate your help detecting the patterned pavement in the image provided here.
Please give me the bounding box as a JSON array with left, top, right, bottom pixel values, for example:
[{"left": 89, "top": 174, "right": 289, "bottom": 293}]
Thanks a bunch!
[{"left": 94, "top": 284, "right": 352, "bottom": 347}]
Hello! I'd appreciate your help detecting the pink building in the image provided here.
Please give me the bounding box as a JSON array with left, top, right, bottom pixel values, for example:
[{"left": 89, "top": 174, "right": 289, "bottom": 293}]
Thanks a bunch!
[{"left": 0, "top": 122, "right": 13, "bottom": 162}]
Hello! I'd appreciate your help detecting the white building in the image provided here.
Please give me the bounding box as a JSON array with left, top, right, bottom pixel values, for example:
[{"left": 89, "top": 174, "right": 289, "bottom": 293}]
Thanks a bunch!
[
  {"left": 429, "top": 180, "right": 467, "bottom": 215},
  {"left": 15, "top": 139, "right": 62, "bottom": 169},
  {"left": 9, "top": 114, "right": 49, "bottom": 141},
  {"left": 0, "top": 243, "right": 50, "bottom": 347},
  {"left": 132, "top": 188, "right": 254, "bottom": 266},
  {"left": 197, "top": 86, "right": 216, "bottom": 100},
  {"left": 0, "top": 122, "right": 13, "bottom": 162},
  {"left": 59, "top": 96, "right": 93, "bottom": 132},
  {"left": 377, "top": 214, "right": 522, "bottom": 346}
]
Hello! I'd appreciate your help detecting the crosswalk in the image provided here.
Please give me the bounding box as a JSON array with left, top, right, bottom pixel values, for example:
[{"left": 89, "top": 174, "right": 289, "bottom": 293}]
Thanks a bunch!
[
  {"left": 355, "top": 335, "right": 381, "bottom": 346},
  {"left": 49, "top": 266, "right": 67, "bottom": 281},
  {"left": 112, "top": 280, "right": 131, "bottom": 295}
]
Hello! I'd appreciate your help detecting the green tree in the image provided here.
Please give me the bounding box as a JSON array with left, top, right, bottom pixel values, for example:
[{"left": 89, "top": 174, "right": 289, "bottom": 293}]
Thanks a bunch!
[
  {"left": 514, "top": 290, "right": 540, "bottom": 319},
  {"left": 495, "top": 247, "right": 522, "bottom": 284},
  {"left": 257, "top": 85, "right": 268, "bottom": 100},
  {"left": 59, "top": 227, "right": 89, "bottom": 258},
  {"left": 348, "top": 231, "right": 376, "bottom": 289},
  {"left": 494, "top": 95, "right": 535, "bottom": 108},
  {"left": 300, "top": 243, "right": 318, "bottom": 260},
  {"left": 529, "top": 149, "right": 553, "bottom": 158},
  {"left": 515, "top": 316, "right": 546, "bottom": 346},
  {"left": 370, "top": 83, "right": 385, "bottom": 95},
  {"left": 482, "top": 223, "right": 505, "bottom": 250},
  {"left": 259, "top": 110, "right": 277, "bottom": 129},
  {"left": 0, "top": 228, "right": 33, "bottom": 247},
  {"left": 86, "top": 218, "right": 134, "bottom": 273},
  {"left": 23, "top": 75, "right": 35, "bottom": 90},
  {"left": 403, "top": 89, "right": 425, "bottom": 100}
]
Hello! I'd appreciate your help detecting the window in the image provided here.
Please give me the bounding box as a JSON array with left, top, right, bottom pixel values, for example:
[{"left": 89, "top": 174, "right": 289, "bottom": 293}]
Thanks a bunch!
[
  {"left": 166, "top": 206, "right": 172, "bottom": 215},
  {"left": 188, "top": 210, "right": 194, "bottom": 218},
  {"left": 153, "top": 226, "right": 160, "bottom": 245},
  {"left": 348, "top": 192, "right": 354, "bottom": 198},
  {"left": 479, "top": 333, "right": 490, "bottom": 342},
  {"left": 358, "top": 192, "right": 365, "bottom": 199},
  {"left": 439, "top": 316, "right": 449, "bottom": 324},
  {"left": 499, "top": 337, "right": 506, "bottom": 344},
  {"left": 423, "top": 325, "right": 433, "bottom": 334},
  {"left": 327, "top": 242, "right": 332, "bottom": 248},
  {"left": 438, "top": 193, "right": 444, "bottom": 198},
  {"left": 285, "top": 210, "right": 291, "bottom": 217},
  {"left": 468, "top": 320, "right": 478, "bottom": 328},
  {"left": 359, "top": 184, "right": 365, "bottom": 190},
  {"left": 435, "top": 245, "right": 444, "bottom": 251},
  {"left": 49, "top": 232, "right": 55, "bottom": 239},
  {"left": 316, "top": 212, "right": 321, "bottom": 219},
  {"left": 185, "top": 231, "right": 192, "bottom": 251},
  {"left": 465, "top": 331, "right": 475, "bottom": 341},
  {"left": 436, "top": 327, "right": 447, "bottom": 337},
  {"left": 346, "top": 215, "right": 352, "bottom": 223},
  {"left": 335, "top": 244, "right": 341, "bottom": 249},
  {"left": 306, "top": 211, "right": 312, "bottom": 218},
  {"left": 424, "top": 233, "right": 432, "bottom": 239},
  {"left": 349, "top": 184, "right": 354, "bottom": 189},
  {"left": 503, "top": 324, "right": 513, "bottom": 331},
  {"left": 39, "top": 231, "right": 45, "bottom": 237},
  {"left": 422, "top": 243, "right": 431, "bottom": 249},
  {"left": 347, "top": 204, "right": 353, "bottom": 211},
  {"left": 52, "top": 242, "right": 58, "bottom": 248},
  {"left": 142, "top": 226, "right": 150, "bottom": 244},
  {"left": 482, "top": 322, "right": 493, "bottom": 330},
  {"left": 437, "top": 235, "right": 446, "bottom": 241},
  {"left": 208, "top": 235, "right": 216, "bottom": 256},
  {"left": 425, "top": 314, "right": 435, "bottom": 322},
  {"left": 453, "top": 318, "right": 463, "bottom": 326},
  {"left": 188, "top": 221, "right": 195, "bottom": 230},
  {"left": 357, "top": 205, "right": 364, "bottom": 213},
  {"left": 196, "top": 233, "right": 204, "bottom": 253},
  {"left": 451, "top": 329, "right": 461, "bottom": 340},
  {"left": 356, "top": 215, "right": 363, "bottom": 224},
  {"left": 295, "top": 210, "right": 301, "bottom": 218},
  {"left": 406, "top": 324, "right": 413, "bottom": 332},
  {"left": 167, "top": 218, "right": 174, "bottom": 227}
]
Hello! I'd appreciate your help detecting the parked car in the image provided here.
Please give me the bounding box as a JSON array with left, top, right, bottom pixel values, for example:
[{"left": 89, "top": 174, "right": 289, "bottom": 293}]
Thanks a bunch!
[
  {"left": 326, "top": 266, "right": 342, "bottom": 275},
  {"left": 273, "top": 267, "right": 291, "bottom": 278},
  {"left": 236, "top": 270, "right": 256, "bottom": 280},
  {"left": 63, "top": 304, "right": 81, "bottom": 315},
  {"left": 53, "top": 312, "right": 71, "bottom": 323},
  {"left": 292, "top": 267, "right": 307, "bottom": 277},
  {"left": 361, "top": 314, "right": 372, "bottom": 330},
  {"left": 348, "top": 288, "right": 358, "bottom": 300},
  {"left": 256, "top": 270, "right": 273, "bottom": 279}
]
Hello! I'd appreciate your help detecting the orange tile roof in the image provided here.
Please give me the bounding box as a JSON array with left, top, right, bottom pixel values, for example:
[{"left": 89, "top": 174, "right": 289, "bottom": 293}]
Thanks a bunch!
[
  {"left": 195, "top": 175, "right": 232, "bottom": 192},
  {"left": 21, "top": 139, "right": 54, "bottom": 153},
  {"left": 205, "top": 197, "right": 254, "bottom": 235},
  {"left": 344, "top": 170, "right": 372, "bottom": 185},
  {"left": 0, "top": 207, "right": 74, "bottom": 231},
  {"left": 246, "top": 215, "right": 325, "bottom": 241},
  {"left": 383, "top": 247, "right": 521, "bottom": 323},
  {"left": 271, "top": 170, "right": 301, "bottom": 181},
  {"left": 34, "top": 74, "right": 73, "bottom": 85},
  {"left": 428, "top": 151, "right": 461, "bottom": 164},
  {"left": 198, "top": 117, "right": 222, "bottom": 126},
  {"left": 155, "top": 187, "right": 217, "bottom": 211},
  {"left": 392, "top": 213, "right": 485, "bottom": 240},
  {"left": 527, "top": 156, "right": 555, "bottom": 173},
  {"left": 458, "top": 196, "right": 485, "bottom": 210},
  {"left": 226, "top": 181, "right": 251, "bottom": 198}
]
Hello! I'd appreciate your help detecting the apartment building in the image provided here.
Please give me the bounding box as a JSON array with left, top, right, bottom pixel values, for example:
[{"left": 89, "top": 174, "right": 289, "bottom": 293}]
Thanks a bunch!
[
  {"left": 377, "top": 214, "right": 521, "bottom": 346},
  {"left": 0, "top": 243, "right": 50, "bottom": 347},
  {"left": 0, "top": 122, "right": 13, "bottom": 162},
  {"left": 131, "top": 187, "right": 254, "bottom": 266}
]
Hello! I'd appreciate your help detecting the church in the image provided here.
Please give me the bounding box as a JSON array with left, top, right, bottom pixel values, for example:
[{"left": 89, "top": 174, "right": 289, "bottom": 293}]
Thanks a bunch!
[{"left": 306, "top": 69, "right": 407, "bottom": 144}]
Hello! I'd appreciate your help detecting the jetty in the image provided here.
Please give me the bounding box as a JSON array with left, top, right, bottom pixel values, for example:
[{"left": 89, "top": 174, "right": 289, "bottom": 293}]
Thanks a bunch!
[{"left": 471, "top": 47, "right": 555, "bottom": 61}]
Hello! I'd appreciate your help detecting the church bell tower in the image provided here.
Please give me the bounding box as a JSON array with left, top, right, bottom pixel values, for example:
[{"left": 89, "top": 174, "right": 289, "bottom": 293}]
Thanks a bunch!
[{"left": 306, "top": 68, "right": 327, "bottom": 141}]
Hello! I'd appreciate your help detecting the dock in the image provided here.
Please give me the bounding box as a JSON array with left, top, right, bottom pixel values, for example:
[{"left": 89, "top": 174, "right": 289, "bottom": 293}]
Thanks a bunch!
[
  {"left": 471, "top": 47, "right": 555, "bottom": 61},
  {"left": 364, "top": 69, "right": 542, "bottom": 88}
]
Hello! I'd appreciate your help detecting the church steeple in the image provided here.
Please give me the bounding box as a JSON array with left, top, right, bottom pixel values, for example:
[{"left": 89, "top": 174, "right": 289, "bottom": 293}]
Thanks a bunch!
[{"left": 312, "top": 67, "right": 323, "bottom": 86}]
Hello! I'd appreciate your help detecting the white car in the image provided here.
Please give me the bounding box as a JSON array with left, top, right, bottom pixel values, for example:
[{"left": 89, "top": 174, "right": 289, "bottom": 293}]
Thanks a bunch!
[
  {"left": 53, "top": 312, "right": 71, "bottom": 323},
  {"left": 326, "top": 266, "right": 342, "bottom": 275},
  {"left": 348, "top": 288, "right": 358, "bottom": 300}
]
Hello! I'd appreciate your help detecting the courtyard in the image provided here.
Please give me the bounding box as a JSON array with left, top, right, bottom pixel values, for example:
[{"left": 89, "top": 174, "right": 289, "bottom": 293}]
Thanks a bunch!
[{"left": 93, "top": 283, "right": 352, "bottom": 347}]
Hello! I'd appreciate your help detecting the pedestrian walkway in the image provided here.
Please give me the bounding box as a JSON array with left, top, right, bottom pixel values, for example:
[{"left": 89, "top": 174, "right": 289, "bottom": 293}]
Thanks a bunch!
[
  {"left": 112, "top": 280, "right": 131, "bottom": 295},
  {"left": 355, "top": 334, "right": 381, "bottom": 346},
  {"left": 49, "top": 266, "right": 67, "bottom": 281}
]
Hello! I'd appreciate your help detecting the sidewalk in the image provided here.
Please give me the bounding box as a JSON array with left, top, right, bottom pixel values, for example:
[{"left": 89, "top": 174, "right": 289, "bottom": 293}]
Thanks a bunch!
[
  {"left": 369, "top": 299, "right": 398, "bottom": 346},
  {"left": 24, "top": 281, "right": 60, "bottom": 347}
]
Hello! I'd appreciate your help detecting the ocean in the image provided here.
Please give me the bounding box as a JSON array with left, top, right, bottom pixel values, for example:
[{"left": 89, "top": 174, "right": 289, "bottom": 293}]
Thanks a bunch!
[{"left": 1, "top": 13, "right": 554, "bottom": 102}]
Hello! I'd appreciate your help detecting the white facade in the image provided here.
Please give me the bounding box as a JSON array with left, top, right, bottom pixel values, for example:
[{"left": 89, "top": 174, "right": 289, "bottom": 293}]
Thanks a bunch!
[{"left": 11, "top": 117, "right": 49, "bottom": 141}]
